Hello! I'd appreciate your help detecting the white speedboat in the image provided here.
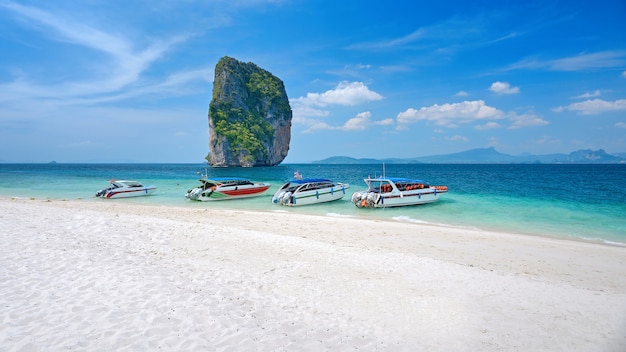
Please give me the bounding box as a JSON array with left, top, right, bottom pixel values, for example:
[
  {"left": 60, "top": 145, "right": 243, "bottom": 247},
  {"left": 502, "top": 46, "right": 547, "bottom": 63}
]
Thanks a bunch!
[
  {"left": 95, "top": 180, "right": 156, "bottom": 199},
  {"left": 272, "top": 178, "right": 350, "bottom": 206},
  {"left": 351, "top": 177, "right": 447, "bottom": 208},
  {"left": 185, "top": 177, "right": 271, "bottom": 201}
]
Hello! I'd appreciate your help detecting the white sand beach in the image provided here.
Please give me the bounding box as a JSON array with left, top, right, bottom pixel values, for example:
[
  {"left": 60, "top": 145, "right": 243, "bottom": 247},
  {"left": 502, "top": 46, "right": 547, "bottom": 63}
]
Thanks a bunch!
[{"left": 1, "top": 197, "right": 625, "bottom": 351}]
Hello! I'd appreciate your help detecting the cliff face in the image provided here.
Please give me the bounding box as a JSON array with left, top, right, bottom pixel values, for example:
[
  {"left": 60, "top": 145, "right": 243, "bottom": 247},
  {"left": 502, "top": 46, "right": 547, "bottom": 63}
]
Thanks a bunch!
[{"left": 208, "top": 57, "right": 292, "bottom": 167}]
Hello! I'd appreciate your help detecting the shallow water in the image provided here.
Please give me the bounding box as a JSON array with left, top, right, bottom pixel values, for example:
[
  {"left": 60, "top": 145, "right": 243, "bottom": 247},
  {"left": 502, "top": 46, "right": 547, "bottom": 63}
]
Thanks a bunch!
[{"left": 1, "top": 163, "right": 625, "bottom": 245}]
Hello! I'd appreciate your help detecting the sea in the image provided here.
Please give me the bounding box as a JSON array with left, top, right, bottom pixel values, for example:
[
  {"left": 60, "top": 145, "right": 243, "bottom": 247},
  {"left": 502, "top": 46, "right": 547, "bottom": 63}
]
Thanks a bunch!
[{"left": 1, "top": 163, "right": 625, "bottom": 246}]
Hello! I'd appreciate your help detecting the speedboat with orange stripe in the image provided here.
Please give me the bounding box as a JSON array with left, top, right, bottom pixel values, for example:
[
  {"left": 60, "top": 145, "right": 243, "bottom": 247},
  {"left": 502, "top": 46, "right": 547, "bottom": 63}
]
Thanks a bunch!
[
  {"left": 185, "top": 177, "right": 271, "bottom": 201},
  {"left": 351, "top": 177, "right": 447, "bottom": 208}
]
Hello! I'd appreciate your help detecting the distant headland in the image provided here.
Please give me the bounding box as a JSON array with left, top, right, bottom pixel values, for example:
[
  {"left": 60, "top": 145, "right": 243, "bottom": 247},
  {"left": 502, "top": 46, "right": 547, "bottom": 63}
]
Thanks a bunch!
[{"left": 313, "top": 147, "right": 626, "bottom": 164}]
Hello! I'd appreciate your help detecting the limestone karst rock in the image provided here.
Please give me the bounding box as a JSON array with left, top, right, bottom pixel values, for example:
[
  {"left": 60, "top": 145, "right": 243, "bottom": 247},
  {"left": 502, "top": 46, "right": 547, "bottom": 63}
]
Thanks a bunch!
[{"left": 208, "top": 56, "right": 292, "bottom": 167}]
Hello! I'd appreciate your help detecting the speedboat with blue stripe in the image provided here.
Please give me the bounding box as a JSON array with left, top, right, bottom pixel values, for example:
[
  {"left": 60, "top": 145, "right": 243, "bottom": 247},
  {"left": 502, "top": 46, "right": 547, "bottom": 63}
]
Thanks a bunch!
[{"left": 272, "top": 178, "right": 350, "bottom": 206}]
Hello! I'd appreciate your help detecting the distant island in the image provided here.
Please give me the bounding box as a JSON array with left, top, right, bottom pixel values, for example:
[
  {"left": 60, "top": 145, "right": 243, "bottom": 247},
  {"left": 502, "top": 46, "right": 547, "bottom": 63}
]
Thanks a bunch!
[{"left": 313, "top": 147, "right": 626, "bottom": 164}]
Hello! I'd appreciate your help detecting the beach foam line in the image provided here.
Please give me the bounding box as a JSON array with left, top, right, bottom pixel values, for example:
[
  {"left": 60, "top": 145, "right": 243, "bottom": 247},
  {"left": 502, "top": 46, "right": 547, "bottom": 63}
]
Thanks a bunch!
[
  {"left": 325, "top": 212, "right": 354, "bottom": 218},
  {"left": 392, "top": 214, "right": 483, "bottom": 231},
  {"left": 392, "top": 215, "right": 430, "bottom": 225},
  {"left": 1, "top": 197, "right": 625, "bottom": 351}
]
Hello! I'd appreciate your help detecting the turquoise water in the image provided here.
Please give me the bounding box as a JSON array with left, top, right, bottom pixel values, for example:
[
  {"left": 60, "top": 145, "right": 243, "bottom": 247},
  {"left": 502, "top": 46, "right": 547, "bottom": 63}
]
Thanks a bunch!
[{"left": 1, "top": 163, "right": 625, "bottom": 246}]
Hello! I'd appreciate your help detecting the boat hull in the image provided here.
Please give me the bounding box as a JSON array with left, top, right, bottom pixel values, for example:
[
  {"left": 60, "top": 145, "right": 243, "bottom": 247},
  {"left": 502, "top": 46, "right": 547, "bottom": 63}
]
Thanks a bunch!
[
  {"left": 351, "top": 188, "right": 444, "bottom": 208},
  {"left": 97, "top": 186, "right": 156, "bottom": 199},
  {"left": 273, "top": 183, "right": 350, "bottom": 206},
  {"left": 186, "top": 184, "right": 270, "bottom": 201}
]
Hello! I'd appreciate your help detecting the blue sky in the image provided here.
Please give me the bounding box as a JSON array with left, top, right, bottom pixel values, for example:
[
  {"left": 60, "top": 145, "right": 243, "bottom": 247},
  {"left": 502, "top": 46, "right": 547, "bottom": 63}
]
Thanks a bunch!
[{"left": 0, "top": 0, "right": 625, "bottom": 163}]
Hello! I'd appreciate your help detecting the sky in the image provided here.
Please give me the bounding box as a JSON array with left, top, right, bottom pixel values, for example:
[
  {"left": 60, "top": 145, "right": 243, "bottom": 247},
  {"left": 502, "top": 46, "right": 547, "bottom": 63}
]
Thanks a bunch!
[{"left": 0, "top": 0, "right": 625, "bottom": 163}]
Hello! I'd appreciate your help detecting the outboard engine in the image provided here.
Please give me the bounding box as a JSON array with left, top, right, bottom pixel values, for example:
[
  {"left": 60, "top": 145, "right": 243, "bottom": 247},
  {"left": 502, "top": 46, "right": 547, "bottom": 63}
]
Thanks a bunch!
[
  {"left": 95, "top": 186, "right": 113, "bottom": 198},
  {"left": 351, "top": 191, "right": 367, "bottom": 207},
  {"left": 273, "top": 191, "right": 285, "bottom": 204},
  {"left": 366, "top": 192, "right": 378, "bottom": 203},
  {"left": 280, "top": 191, "right": 293, "bottom": 205},
  {"left": 185, "top": 188, "right": 203, "bottom": 200},
  {"left": 351, "top": 191, "right": 378, "bottom": 208}
]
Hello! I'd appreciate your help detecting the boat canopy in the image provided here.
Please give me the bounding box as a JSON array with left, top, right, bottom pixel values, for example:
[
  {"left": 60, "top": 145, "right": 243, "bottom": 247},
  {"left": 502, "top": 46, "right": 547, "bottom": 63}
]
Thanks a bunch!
[
  {"left": 288, "top": 178, "right": 332, "bottom": 184},
  {"left": 204, "top": 177, "right": 250, "bottom": 182},
  {"left": 199, "top": 177, "right": 255, "bottom": 186},
  {"left": 112, "top": 181, "right": 145, "bottom": 188},
  {"left": 368, "top": 177, "right": 426, "bottom": 184}
]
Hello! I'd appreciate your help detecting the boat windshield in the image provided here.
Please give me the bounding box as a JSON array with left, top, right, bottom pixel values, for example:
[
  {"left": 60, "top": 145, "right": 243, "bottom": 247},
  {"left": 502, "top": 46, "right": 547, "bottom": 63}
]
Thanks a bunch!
[
  {"left": 366, "top": 180, "right": 390, "bottom": 192},
  {"left": 279, "top": 183, "right": 300, "bottom": 192},
  {"left": 296, "top": 181, "right": 334, "bottom": 192}
]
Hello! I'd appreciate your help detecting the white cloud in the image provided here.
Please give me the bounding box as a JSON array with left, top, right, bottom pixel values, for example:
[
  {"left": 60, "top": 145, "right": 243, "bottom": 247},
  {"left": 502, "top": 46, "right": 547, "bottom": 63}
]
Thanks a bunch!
[
  {"left": 396, "top": 100, "right": 548, "bottom": 130},
  {"left": 374, "top": 118, "right": 394, "bottom": 126},
  {"left": 291, "top": 106, "right": 329, "bottom": 125},
  {"left": 508, "top": 51, "right": 626, "bottom": 71},
  {"left": 454, "top": 91, "right": 469, "bottom": 97},
  {"left": 615, "top": 122, "right": 626, "bottom": 129},
  {"left": 507, "top": 113, "right": 549, "bottom": 129},
  {"left": 573, "top": 90, "right": 601, "bottom": 99},
  {"left": 489, "top": 81, "right": 519, "bottom": 95},
  {"left": 622, "top": 71, "right": 626, "bottom": 78},
  {"left": 396, "top": 100, "right": 504, "bottom": 128},
  {"left": 346, "top": 16, "right": 507, "bottom": 52},
  {"left": 303, "top": 111, "right": 394, "bottom": 133},
  {"left": 445, "top": 135, "right": 469, "bottom": 142},
  {"left": 342, "top": 112, "right": 372, "bottom": 131},
  {"left": 0, "top": 2, "right": 189, "bottom": 102},
  {"left": 302, "top": 121, "right": 332, "bottom": 132},
  {"left": 475, "top": 122, "right": 501, "bottom": 130},
  {"left": 303, "top": 111, "right": 391, "bottom": 132},
  {"left": 553, "top": 99, "right": 626, "bottom": 115},
  {"left": 550, "top": 51, "right": 626, "bottom": 71},
  {"left": 291, "top": 82, "right": 386, "bottom": 132},
  {"left": 344, "top": 64, "right": 371, "bottom": 70},
  {"left": 292, "top": 81, "right": 383, "bottom": 108},
  {"left": 347, "top": 28, "right": 426, "bottom": 50}
]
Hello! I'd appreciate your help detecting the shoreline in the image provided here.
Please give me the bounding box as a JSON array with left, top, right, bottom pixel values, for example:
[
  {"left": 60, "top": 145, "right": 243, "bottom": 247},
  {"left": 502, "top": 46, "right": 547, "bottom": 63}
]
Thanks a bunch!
[
  {"left": 1, "top": 197, "right": 625, "bottom": 351},
  {"left": 8, "top": 194, "right": 626, "bottom": 248}
]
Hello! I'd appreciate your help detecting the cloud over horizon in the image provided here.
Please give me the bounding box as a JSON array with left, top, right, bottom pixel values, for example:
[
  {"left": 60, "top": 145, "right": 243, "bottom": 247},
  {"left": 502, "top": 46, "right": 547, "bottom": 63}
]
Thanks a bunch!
[
  {"left": 553, "top": 99, "right": 626, "bottom": 115},
  {"left": 396, "top": 100, "right": 505, "bottom": 128}
]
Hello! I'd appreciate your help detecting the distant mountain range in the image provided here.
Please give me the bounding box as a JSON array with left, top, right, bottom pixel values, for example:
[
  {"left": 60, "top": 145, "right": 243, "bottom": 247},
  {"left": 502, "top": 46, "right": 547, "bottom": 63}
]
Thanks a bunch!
[{"left": 313, "top": 147, "right": 626, "bottom": 164}]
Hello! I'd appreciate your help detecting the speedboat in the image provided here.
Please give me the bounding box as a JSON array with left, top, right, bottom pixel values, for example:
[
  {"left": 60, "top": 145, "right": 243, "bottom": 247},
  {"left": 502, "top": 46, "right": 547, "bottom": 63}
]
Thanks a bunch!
[
  {"left": 351, "top": 177, "right": 447, "bottom": 208},
  {"left": 185, "top": 177, "right": 271, "bottom": 201},
  {"left": 272, "top": 178, "right": 350, "bottom": 206},
  {"left": 95, "top": 180, "right": 156, "bottom": 199}
]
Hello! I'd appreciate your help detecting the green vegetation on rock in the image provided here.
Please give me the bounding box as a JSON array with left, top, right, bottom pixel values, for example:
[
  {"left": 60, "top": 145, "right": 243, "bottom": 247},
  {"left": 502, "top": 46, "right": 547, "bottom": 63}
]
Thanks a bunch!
[{"left": 210, "top": 103, "right": 274, "bottom": 164}]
